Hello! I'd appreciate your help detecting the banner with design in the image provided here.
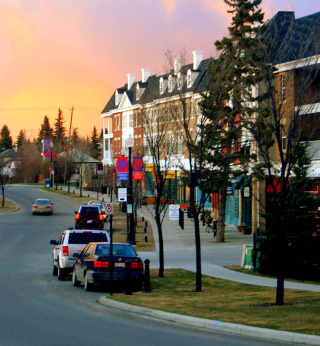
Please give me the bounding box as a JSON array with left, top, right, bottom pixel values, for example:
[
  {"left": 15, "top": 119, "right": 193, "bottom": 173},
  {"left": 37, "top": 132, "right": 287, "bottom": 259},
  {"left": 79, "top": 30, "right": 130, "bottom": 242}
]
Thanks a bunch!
[
  {"left": 117, "top": 157, "right": 128, "bottom": 180},
  {"left": 132, "top": 157, "right": 144, "bottom": 180}
]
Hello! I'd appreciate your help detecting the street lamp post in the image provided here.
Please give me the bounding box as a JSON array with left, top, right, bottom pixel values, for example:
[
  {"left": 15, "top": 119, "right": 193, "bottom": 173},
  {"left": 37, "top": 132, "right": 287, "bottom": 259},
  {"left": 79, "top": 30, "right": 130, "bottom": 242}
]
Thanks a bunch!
[
  {"left": 126, "top": 135, "right": 135, "bottom": 245},
  {"left": 50, "top": 141, "right": 54, "bottom": 190}
]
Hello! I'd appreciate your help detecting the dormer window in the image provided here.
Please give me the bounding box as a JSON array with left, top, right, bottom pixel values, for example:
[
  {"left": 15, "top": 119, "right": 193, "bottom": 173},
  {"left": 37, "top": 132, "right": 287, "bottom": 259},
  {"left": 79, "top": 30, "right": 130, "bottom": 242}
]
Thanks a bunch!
[
  {"left": 177, "top": 72, "right": 183, "bottom": 90},
  {"left": 136, "top": 84, "right": 140, "bottom": 100},
  {"left": 168, "top": 75, "right": 175, "bottom": 93},
  {"left": 187, "top": 70, "right": 192, "bottom": 88},
  {"left": 159, "top": 77, "right": 167, "bottom": 95}
]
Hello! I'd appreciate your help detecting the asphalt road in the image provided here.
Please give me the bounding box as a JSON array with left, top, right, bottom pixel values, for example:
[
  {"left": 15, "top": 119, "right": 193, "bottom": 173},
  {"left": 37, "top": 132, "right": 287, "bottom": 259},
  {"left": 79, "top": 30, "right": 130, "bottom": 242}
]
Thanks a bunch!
[{"left": 0, "top": 185, "right": 285, "bottom": 345}]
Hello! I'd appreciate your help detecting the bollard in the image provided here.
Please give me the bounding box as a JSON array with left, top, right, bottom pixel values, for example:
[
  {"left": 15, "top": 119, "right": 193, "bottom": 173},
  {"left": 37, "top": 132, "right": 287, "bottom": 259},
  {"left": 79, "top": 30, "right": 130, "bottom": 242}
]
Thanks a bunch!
[
  {"left": 144, "top": 227, "right": 147, "bottom": 233},
  {"left": 143, "top": 259, "right": 151, "bottom": 293},
  {"left": 73, "top": 190, "right": 75, "bottom": 194},
  {"left": 142, "top": 216, "right": 144, "bottom": 221},
  {"left": 145, "top": 221, "right": 148, "bottom": 228},
  {"left": 145, "top": 236, "right": 148, "bottom": 242},
  {"left": 123, "top": 261, "right": 132, "bottom": 295},
  {"left": 88, "top": 194, "right": 90, "bottom": 197}
]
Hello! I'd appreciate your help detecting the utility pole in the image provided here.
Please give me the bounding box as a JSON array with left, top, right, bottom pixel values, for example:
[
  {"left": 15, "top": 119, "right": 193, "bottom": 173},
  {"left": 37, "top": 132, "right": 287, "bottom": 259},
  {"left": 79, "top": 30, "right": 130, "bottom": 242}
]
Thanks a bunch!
[{"left": 64, "top": 106, "right": 74, "bottom": 186}]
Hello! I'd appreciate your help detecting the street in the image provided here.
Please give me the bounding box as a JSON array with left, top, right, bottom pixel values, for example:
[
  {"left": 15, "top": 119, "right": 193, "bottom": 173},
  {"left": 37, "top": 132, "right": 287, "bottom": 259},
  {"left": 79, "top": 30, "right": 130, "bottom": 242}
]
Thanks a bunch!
[{"left": 0, "top": 185, "right": 285, "bottom": 345}]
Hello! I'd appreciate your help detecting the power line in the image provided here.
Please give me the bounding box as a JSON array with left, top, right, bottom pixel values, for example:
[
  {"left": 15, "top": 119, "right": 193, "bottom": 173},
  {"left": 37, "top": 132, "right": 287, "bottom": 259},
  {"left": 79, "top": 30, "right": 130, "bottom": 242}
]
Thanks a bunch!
[{"left": 0, "top": 105, "right": 101, "bottom": 112}]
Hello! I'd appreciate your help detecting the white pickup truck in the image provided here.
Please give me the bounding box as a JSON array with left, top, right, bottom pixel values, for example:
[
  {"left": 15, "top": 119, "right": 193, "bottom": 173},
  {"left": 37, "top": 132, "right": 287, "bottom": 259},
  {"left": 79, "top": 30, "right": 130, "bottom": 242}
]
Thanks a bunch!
[{"left": 50, "top": 229, "right": 110, "bottom": 280}]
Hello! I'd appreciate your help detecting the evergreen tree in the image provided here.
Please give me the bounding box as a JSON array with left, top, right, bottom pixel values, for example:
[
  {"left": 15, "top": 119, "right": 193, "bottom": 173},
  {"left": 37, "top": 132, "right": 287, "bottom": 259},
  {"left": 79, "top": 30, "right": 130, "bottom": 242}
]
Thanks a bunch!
[
  {"left": 201, "top": 0, "right": 264, "bottom": 242},
  {"left": 90, "top": 126, "right": 101, "bottom": 159},
  {"left": 37, "top": 116, "right": 53, "bottom": 144},
  {"left": 16, "top": 130, "right": 26, "bottom": 148},
  {"left": 0, "top": 125, "right": 13, "bottom": 152},
  {"left": 53, "top": 108, "right": 67, "bottom": 152}
]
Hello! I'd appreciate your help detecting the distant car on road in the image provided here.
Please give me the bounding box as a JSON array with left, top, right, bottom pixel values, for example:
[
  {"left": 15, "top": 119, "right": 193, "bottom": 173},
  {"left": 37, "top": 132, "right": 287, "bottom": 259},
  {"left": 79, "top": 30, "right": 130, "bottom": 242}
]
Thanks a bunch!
[
  {"left": 72, "top": 242, "right": 144, "bottom": 291},
  {"left": 75, "top": 205, "right": 104, "bottom": 230},
  {"left": 32, "top": 199, "right": 54, "bottom": 215},
  {"left": 50, "top": 229, "right": 110, "bottom": 280},
  {"left": 87, "top": 200, "right": 107, "bottom": 221}
]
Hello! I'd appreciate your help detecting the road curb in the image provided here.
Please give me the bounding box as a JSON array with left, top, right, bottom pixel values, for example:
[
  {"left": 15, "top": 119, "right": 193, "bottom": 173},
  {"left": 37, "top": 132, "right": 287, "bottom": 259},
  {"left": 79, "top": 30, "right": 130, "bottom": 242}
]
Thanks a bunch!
[{"left": 98, "top": 296, "right": 320, "bottom": 345}]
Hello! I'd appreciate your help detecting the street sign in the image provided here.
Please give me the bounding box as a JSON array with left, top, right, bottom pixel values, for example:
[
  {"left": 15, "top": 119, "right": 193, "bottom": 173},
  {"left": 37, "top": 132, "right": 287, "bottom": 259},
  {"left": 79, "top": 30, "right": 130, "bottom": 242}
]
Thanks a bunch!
[
  {"left": 49, "top": 166, "right": 53, "bottom": 174},
  {"left": 127, "top": 204, "right": 133, "bottom": 214},
  {"left": 118, "top": 188, "right": 127, "bottom": 202},
  {"left": 169, "top": 205, "right": 180, "bottom": 220},
  {"left": 105, "top": 203, "right": 113, "bottom": 215}
]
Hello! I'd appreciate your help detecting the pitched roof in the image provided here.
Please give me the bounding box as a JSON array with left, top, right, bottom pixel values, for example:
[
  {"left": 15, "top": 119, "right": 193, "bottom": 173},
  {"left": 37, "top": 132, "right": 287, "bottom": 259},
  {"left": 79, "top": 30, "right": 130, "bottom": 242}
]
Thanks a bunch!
[
  {"left": 265, "top": 11, "right": 320, "bottom": 64},
  {"left": 0, "top": 149, "right": 18, "bottom": 158}
]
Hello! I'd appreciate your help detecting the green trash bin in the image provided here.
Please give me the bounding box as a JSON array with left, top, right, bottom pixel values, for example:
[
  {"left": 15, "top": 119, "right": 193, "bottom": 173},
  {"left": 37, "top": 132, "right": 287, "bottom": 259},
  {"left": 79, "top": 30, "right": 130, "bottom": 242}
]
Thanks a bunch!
[{"left": 241, "top": 244, "right": 253, "bottom": 269}]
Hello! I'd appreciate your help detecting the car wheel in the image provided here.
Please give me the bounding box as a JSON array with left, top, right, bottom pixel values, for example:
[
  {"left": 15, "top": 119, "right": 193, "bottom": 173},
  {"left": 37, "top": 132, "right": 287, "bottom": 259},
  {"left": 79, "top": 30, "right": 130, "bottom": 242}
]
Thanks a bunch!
[
  {"left": 84, "top": 273, "right": 93, "bottom": 291},
  {"left": 72, "top": 269, "right": 81, "bottom": 287},
  {"left": 57, "top": 263, "right": 67, "bottom": 281},
  {"left": 52, "top": 264, "right": 58, "bottom": 276}
]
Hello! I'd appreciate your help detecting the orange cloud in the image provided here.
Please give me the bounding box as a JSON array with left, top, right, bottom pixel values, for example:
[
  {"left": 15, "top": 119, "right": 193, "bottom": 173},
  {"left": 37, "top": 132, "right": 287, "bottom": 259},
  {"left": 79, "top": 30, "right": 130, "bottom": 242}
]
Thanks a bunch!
[{"left": 159, "top": 0, "right": 180, "bottom": 17}]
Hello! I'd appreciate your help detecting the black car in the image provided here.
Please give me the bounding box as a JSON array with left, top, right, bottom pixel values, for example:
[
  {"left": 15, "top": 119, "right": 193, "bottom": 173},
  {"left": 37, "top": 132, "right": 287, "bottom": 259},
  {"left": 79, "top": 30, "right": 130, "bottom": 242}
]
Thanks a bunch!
[
  {"left": 75, "top": 205, "right": 104, "bottom": 230},
  {"left": 72, "top": 242, "right": 144, "bottom": 291}
]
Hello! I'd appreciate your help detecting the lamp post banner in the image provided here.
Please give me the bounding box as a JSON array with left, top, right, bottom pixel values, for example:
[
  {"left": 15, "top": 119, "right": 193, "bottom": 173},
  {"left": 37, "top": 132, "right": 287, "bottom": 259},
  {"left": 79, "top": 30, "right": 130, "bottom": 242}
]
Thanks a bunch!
[
  {"left": 117, "top": 157, "right": 128, "bottom": 180},
  {"left": 132, "top": 157, "right": 144, "bottom": 180}
]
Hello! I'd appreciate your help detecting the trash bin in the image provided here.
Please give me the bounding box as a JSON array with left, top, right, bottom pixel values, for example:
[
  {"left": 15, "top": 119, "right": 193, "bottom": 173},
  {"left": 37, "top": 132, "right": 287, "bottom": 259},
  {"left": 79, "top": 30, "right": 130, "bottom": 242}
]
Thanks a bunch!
[
  {"left": 101, "top": 185, "right": 107, "bottom": 194},
  {"left": 45, "top": 178, "right": 51, "bottom": 188},
  {"left": 187, "top": 207, "right": 193, "bottom": 218},
  {"left": 241, "top": 245, "right": 253, "bottom": 269}
]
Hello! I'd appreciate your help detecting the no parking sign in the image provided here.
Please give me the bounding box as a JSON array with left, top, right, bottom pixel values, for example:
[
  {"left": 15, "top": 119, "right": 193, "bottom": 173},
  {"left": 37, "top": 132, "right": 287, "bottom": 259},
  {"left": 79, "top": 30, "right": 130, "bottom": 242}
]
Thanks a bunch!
[{"left": 105, "top": 202, "right": 113, "bottom": 215}]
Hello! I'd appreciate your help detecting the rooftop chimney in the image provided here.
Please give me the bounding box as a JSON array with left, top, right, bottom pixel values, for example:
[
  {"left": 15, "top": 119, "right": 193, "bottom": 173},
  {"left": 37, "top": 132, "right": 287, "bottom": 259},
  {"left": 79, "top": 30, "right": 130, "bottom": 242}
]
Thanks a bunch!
[
  {"left": 141, "top": 68, "right": 151, "bottom": 83},
  {"left": 193, "top": 51, "right": 204, "bottom": 70},
  {"left": 127, "top": 73, "right": 135, "bottom": 89}
]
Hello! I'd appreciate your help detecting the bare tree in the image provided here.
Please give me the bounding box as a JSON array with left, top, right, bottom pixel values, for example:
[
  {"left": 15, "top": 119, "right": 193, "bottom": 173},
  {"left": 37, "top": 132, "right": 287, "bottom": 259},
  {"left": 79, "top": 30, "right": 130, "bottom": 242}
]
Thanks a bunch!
[
  {"left": 0, "top": 158, "right": 10, "bottom": 207},
  {"left": 143, "top": 103, "right": 178, "bottom": 277}
]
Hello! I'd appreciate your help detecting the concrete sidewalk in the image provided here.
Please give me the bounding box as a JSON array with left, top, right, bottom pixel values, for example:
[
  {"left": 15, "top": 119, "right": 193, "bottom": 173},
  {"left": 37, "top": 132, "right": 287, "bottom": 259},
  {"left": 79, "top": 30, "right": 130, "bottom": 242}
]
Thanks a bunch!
[
  {"left": 57, "top": 186, "right": 320, "bottom": 344},
  {"left": 138, "top": 206, "right": 320, "bottom": 293}
]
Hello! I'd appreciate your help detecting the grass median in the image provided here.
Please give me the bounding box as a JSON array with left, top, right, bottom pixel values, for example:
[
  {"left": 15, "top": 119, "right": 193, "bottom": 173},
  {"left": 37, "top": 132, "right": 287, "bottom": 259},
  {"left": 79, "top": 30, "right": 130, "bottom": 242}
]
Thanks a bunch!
[
  {"left": 0, "top": 198, "right": 18, "bottom": 213},
  {"left": 108, "top": 268, "right": 320, "bottom": 336}
]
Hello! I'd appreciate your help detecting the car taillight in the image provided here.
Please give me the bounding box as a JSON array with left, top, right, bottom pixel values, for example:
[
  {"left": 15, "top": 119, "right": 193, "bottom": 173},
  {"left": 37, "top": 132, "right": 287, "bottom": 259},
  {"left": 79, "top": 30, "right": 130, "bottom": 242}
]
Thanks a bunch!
[
  {"left": 99, "top": 214, "right": 104, "bottom": 221},
  {"left": 33, "top": 206, "right": 39, "bottom": 208},
  {"left": 63, "top": 246, "right": 69, "bottom": 256},
  {"left": 45, "top": 206, "right": 51, "bottom": 209},
  {"left": 131, "top": 261, "right": 143, "bottom": 269},
  {"left": 94, "top": 261, "right": 109, "bottom": 268},
  {"left": 75, "top": 213, "right": 80, "bottom": 220}
]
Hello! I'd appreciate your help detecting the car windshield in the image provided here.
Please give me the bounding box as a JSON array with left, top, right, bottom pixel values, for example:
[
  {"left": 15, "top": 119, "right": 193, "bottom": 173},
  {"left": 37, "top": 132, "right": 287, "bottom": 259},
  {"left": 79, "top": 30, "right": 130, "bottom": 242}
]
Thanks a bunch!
[
  {"left": 35, "top": 200, "right": 50, "bottom": 205},
  {"left": 95, "top": 244, "right": 137, "bottom": 257},
  {"left": 90, "top": 202, "right": 103, "bottom": 208},
  {"left": 69, "top": 232, "right": 108, "bottom": 244}
]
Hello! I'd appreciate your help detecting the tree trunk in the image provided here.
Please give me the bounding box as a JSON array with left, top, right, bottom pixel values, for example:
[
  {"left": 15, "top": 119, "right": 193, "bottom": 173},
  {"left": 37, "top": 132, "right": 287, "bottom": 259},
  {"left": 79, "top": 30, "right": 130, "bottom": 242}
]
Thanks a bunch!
[
  {"left": 190, "top": 183, "right": 201, "bottom": 292},
  {"left": 216, "top": 183, "right": 227, "bottom": 243},
  {"left": 155, "top": 203, "right": 164, "bottom": 278},
  {"left": 155, "top": 193, "right": 164, "bottom": 278}
]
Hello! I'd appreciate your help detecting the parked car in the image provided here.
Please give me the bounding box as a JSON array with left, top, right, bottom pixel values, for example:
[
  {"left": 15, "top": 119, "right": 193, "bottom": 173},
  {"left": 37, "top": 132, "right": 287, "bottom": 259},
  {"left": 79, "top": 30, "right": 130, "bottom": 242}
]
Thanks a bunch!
[
  {"left": 75, "top": 205, "right": 104, "bottom": 230},
  {"left": 87, "top": 200, "right": 107, "bottom": 221},
  {"left": 72, "top": 242, "right": 144, "bottom": 291},
  {"left": 50, "top": 229, "right": 110, "bottom": 280},
  {"left": 32, "top": 199, "right": 54, "bottom": 215}
]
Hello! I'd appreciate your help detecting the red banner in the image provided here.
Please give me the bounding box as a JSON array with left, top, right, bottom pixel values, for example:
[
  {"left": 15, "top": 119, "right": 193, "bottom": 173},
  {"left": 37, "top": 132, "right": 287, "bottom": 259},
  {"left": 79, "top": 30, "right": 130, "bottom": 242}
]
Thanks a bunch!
[
  {"left": 117, "top": 157, "right": 128, "bottom": 180},
  {"left": 133, "top": 157, "right": 144, "bottom": 180}
]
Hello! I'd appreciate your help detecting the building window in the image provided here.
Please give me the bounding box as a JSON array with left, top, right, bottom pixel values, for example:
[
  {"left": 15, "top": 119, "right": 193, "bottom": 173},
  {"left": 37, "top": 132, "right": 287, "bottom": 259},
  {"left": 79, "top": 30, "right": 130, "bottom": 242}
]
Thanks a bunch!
[
  {"left": 167, "top": 133, "right": 174, "bottom": 154},
  {"left": 281, "top": 74, "right": 286, "bottom": 102},
  {"left": 115, "top": 115, "right": 120, "bottom": 131},
  {"left": 177, "top": 134, "right": 183, "bottom": 155}
]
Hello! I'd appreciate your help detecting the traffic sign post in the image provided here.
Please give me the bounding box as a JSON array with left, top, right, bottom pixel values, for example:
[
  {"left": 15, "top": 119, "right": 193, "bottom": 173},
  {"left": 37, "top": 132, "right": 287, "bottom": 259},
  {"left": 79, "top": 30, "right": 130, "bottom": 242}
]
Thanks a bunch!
[{"left": 105, "top": 202, "right": 113, "bottom": 215}]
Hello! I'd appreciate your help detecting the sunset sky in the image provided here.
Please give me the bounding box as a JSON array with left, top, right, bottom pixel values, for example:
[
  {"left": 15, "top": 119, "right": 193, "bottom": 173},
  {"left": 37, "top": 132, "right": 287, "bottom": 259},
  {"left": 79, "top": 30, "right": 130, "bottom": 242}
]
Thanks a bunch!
[{"left": 0, "top": 0, "right": 318, "bottom": 141}]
